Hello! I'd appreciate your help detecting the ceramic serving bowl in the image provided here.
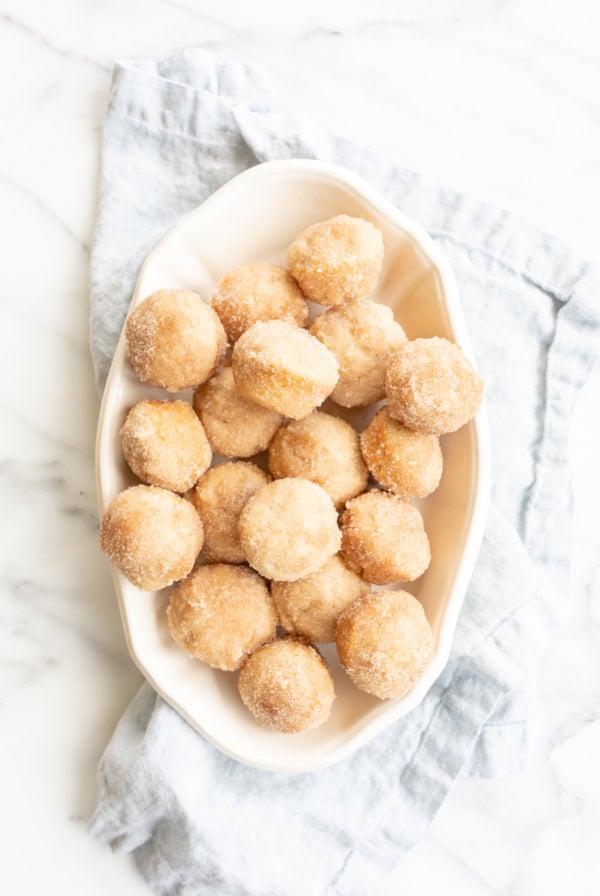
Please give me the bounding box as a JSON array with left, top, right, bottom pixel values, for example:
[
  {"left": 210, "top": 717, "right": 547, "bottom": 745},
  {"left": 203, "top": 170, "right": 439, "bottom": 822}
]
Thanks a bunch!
[{"left": 95, "top": 159, "right": 491, "bottom": 772}]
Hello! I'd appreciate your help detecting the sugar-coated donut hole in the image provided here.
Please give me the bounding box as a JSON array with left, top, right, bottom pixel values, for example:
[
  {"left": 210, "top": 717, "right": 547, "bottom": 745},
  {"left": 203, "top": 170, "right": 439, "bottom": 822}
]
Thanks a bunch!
[
  {"left": 238, "top": 639, "right": 336, "bottom": 732},
  {"left": 210, "top": 262, "right": 309, "bottom": 344},
  {"left": 232, "top": 320, "right": 339, "bottom": 420},
  {"left": 336, "top": 590, "right": 433, "bottom": 700},
  {"left": 193, "top": 364, "right": 282, "bottom": 458},
  {"left": 99, "top": 485, "right": 203, "bottom": 591},
  {"left": 189, "top": 462, "right": 270, "bottom": 564},
  {"left": 310, "top": 300, "right": 406, "bottom": 407},
  {"left": 125, "top": 289, "right": 227, "bottom": 392},
  {"left": 386, "top": 336, "right": 483, "bottom": 435},
  {"left": 268, "top": 411, "right": 368, "bottom": 509},
  {"left": 167, "top": 563, "right": 276, "bottom": 671},
  {"left": 360, "top": 407, "right": 443, "bottom": 499},
  {"left": 287, "top": 214, "right": 384, "bottom": 306},
  {"left": 272, "top": 555, "right": 370, "bottom": 643},
  {"left": 238, "top": 478, "right": 341, "bottom": 582},
  {"left": 339, "top": 489, "right": 430, "bottom": 585},
  {"left": 120, "top": 399, "right": 212, "bottom": 493}
]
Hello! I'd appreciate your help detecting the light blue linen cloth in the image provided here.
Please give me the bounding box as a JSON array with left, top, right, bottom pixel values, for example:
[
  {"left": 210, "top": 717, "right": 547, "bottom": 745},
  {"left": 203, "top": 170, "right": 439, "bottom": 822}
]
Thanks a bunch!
[{"left": 89, "top": 49, "right": 600, "bottom": 896}]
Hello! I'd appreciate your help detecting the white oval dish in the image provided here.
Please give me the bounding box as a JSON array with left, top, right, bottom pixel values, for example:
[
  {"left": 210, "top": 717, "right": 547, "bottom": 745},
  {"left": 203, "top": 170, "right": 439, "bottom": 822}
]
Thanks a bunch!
[{"left": 96, "top": 159, "right": 491, "bottom": 772}]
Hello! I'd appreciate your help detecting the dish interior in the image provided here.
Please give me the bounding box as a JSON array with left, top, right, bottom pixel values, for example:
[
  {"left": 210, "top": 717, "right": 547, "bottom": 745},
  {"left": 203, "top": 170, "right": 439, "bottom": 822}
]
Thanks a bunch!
[{"left": 96, "top": 161, "right": 487, "bottom": 771}]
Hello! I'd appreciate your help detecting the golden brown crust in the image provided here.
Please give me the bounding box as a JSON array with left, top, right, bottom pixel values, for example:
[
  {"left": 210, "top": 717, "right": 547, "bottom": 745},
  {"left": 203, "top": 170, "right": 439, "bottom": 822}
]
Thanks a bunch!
[
  {"left": 360, "top": 407, "right": 443, "bottom": 499},
  {"left": 99, "top": 485, "right": 203, "bottom": 590},
  {"left": 120, "top": 399, "right": 212, "bottom": 493},
  {"left": 310, "top": 300, "right": 406, "bottom": 406},
  {"left": 385, "top": 337, "right": 483, "bottom": 435},
  {"left": 287, "top": 215, "right": 384, "bottom": 306},
  {"left": 336, "top": 590, "right": 432, "bottom": 699},
  {"left": 238, "top": 639, "right": 335, "bottom": 732},
  {"left": 339, "top": 490, "right": 430, "bottom": 585},
  {"left": 167, "top": 563, "right": 276, "bottom": 671},
  {"left": 125, "top": 289, "right": 227, "bottom": 392},
  {"left": 210, "top": 263, "right": 308, "bottom": 344},
  {"left": 193, "top": 364, "right": 282, "bottom": 458},
  {"left": 232, "top": 320, "right": 339, "bottom": 420},
  {"left": 272, "top": 555, "right": 369, "bottom": 643},
  {"left": 189, "top": 462, "right": 270, "bottom": 564},
  {"left": 238, "top": 478, "right": 341, "bottom": 582},
  {"left": 268, "top": 411, "right": 368, "bottom": 509}
]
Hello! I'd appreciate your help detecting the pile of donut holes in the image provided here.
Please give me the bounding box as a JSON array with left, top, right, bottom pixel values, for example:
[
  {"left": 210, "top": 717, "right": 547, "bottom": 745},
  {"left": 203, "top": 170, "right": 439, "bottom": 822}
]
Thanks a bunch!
[{"left": 100, "top": 214, "right": 483, "bottom": 733}]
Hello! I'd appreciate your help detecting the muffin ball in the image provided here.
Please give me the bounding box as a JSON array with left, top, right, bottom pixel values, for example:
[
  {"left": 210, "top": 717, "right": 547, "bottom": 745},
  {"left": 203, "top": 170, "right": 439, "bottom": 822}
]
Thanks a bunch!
[
  {"left": 336, "top": 590, "right": 432, "bottom": 700},
  {"left": 339, "top": 490, "right": 430, "bottom": 585},
  {"left": 167, "top": 564, "right": 276, "bottom": 671},
  {"left": 310, "top": 300, "right": 406, "bottom": 407},
  {"left": 238, "top": 639, "right": 335, "bottom": 732},
  {"left": 193, "top": 364, "right": 282, "bottom": 458},
  {"left": 287, "top": 215, "right": 384, "bottom": 306},
  {"left": 268, "top": 411, "right": 368, "bottom": 509},
  {"left": 189, "top": 462, "right": 270, "bottom": 564},
  {"left": 210, "top": 263, "right": 308, "bottom": 344},
  {"left": 120, "top": 400, "right": 212, "bottom": 493},
  {"left": 386, "top": 337, "right": 483, "bottom": 435},
  {"left": 238, "top": 478, "right": 340, "bottom": 582},
  {"left": 272, "top": 555, "right": 369, "bottom": 643},
  {"left": 125, "top": 289, "right": 227, "bottom": 392},
  {"left": 232, "top": 320, "right": 338, "bottom": 420},
  {"left": 99, "top": 485, "right": 203, "bottom": 590},
  {"left": 360, "top": 408, "right": 443, "bottom": 499}
]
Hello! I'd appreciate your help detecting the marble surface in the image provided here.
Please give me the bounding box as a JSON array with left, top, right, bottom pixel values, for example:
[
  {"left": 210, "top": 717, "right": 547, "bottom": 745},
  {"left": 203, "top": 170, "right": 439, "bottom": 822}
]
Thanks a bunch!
[{"left": 1, "top": 0, "right": 599, "bottom": 893}]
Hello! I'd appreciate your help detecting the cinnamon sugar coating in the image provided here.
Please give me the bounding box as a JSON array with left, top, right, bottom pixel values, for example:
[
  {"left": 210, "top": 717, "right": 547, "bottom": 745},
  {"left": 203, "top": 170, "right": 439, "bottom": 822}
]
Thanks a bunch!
[
  {"left": 125, "top": 289, "right": 227, "bottom": 392},
  {"left": 189, "top": 462, "right": 270, "bottom": 564},
  {"left": 268, "top": 411, "right": 367, "bottom": 509},
  {"left": 360, "top": 407, "right": 443, "bottom": 499},
  {"left": 272, "top": 555, "right": 369, "bottom": 643},
  {"left": 238, "top": 478, "right": 341, "bottom": 582},
  {"left": 120, "top": 399, "right": 211, "bottom": 493},
  {"left": 99, "top": 485, "right": 203, "bottom": 591},
  {"left": 232, "top": 320, "right": 338, "bottom": 420},
  {"left": 193, "top": 364, "right": 282, "bottom": 458},
  {"left": 310, "top": 300, "right": 406, "bottom": 407},
  {"left": 167, "top": 563, "right": 276, "bottom": 671},
  {"left": 287, "top": 215, "right": 384, "bottom": 306},
  {"left": 238, "top": 639, "right": 335, "bottom": 732},
  {"left": 385, "top": 337, "right": 483, "bottom": 435},
  {"left": 339, "top": 490, "right": 430, "bottom": 585},
  {"left": 210, "top": 263, "right": 308, "bottom": 344},
  {"left": 336, "top": 590, "right": 432, "bottom": 699}
]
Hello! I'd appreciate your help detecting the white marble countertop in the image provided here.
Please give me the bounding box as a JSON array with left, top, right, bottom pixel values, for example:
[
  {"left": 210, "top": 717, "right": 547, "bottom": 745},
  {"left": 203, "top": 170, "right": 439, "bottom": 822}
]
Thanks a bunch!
[{"left": 2, "top": 1, "right": 599, "bottom": 893}]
